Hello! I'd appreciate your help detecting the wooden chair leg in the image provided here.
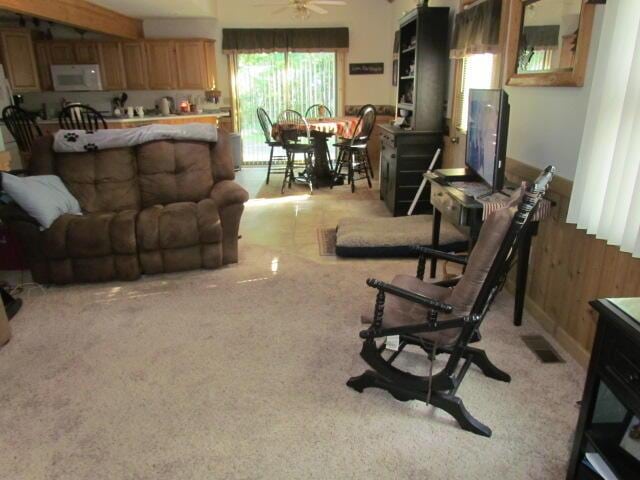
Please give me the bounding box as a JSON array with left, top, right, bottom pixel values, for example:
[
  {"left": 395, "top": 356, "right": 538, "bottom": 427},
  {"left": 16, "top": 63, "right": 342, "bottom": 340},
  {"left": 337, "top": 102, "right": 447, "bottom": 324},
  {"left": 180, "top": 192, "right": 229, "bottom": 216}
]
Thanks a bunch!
[
  {"left": 362, "top": 150, "right": 372, "bottom": 189},
  {"left": 365, "top": 149, "right": 374, "bottom": 179},
  {"left": 266, "top": 145, "right": 274, "bottom": 185},
  {"left": 288, "top": 152, "right": 294, "bottom": 188},
  {"left": 281, "top": 150, "right": 292, "bottom": 194},
  {"left": 331, "top": 149, "right": 344, "bottom": 189},
  {"left": 349, "top": 151, "right": 355, "bottom": 193}
]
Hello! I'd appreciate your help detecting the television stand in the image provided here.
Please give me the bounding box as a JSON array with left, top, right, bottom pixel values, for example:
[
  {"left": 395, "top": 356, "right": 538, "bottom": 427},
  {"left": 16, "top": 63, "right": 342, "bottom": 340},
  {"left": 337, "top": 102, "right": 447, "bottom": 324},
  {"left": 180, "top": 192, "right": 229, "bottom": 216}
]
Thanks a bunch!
[
  {"left": 425, "top": 170, "right": 540, "bottom": 326},
  {"left": 432, "top": 167, "right": 478, "bottom": 182}
]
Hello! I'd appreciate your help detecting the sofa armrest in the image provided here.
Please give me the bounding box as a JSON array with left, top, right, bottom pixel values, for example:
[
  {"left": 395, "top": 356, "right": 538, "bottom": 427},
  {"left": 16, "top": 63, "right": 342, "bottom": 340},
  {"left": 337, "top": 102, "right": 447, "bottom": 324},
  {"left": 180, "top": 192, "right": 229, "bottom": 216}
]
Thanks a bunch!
[
  {"left": 0, "top": 202, "right": 39, "bottom": 227},
  {"left": 209, "top": 180, "right": 249, "bottom": 209}
]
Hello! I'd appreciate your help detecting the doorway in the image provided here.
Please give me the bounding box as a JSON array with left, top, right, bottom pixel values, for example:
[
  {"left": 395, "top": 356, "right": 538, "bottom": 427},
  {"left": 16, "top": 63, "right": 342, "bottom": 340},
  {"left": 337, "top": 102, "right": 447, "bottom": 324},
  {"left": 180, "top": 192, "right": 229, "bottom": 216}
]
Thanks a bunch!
[{"left": 234, "top": 51, "right": 337, "bottom": 163}]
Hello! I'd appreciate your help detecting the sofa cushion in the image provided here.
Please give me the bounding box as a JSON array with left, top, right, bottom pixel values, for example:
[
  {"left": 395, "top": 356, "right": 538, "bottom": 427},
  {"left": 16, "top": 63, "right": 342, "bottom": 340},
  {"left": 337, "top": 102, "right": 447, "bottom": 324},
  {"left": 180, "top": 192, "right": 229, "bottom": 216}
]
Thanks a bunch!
[
  {"left": 41, "top": 210, "right": 141, "bottom": 284},
  {"left": 55, "top": 147, "right": 140, "bottom": 213},
  {"left": 44, "top": 210, "right": 138, "bottom": 259},
  {"left": 137, "top": 141, "right": 214, "bottom": 208},
  {"left": 136, "top": 200, "right": 222, "bottom": 273}
]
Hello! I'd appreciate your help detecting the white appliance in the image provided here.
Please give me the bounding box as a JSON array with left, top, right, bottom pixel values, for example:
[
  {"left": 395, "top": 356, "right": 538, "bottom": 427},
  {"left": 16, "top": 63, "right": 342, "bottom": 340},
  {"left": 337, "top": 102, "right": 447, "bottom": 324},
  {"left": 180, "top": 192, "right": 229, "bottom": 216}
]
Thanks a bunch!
[{"left": 51, "top": 64, "right": 103, "bottom": 91}]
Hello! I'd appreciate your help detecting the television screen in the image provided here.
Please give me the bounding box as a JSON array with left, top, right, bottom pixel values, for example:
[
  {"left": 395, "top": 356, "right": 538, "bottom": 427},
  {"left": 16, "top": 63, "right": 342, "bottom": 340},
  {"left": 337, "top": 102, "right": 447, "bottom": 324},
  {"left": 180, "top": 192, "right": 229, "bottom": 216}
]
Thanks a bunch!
[{"left": 465, "top": 89, "right": 509, "bottom": 191}]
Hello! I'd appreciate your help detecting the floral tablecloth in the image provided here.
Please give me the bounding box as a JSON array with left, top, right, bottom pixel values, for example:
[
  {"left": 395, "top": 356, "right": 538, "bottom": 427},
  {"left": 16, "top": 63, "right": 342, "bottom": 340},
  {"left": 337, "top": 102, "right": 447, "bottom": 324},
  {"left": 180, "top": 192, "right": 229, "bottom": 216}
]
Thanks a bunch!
[{"left": 272, "top": 116, "right": 360, "bottom": 140}]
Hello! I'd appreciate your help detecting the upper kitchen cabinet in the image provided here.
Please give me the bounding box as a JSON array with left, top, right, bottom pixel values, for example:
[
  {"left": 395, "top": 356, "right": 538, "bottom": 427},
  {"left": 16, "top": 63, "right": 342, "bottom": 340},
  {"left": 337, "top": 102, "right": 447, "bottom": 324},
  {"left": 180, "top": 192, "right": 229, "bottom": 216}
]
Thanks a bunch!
[
  {"left": 34, "top": 42, "right": 52, "bottom": 91},
  {"left": 74, "top": 43, "right": 99, "bottom": 64},
  {"left": 48, "top": 42, "right": 76, "bottom": 64},
  {"left": 203, "top": 40, "right": 216, "bottom": 90},
  {"left": 121, "top": 42, "right": 147, "bottom": 90},
  {"left": 176, "top": 40, "right": 208, "bottom": 90},
  {"left": 97, "top": 42, "right": 126, "bottom": 90},
  {"left": 0, "top": 29, "right": 40, "bottom": 92},
  {"left": 145, "top": 40, "right": 177, "bottom": 89}
]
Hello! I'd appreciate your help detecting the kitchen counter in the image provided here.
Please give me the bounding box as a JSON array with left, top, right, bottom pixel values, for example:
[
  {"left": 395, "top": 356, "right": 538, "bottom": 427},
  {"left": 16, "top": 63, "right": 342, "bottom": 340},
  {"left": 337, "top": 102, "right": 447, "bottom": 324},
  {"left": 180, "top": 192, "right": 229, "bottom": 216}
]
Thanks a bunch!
[{"left": 36, "top": 112, "right": 229, "bottom": 125}]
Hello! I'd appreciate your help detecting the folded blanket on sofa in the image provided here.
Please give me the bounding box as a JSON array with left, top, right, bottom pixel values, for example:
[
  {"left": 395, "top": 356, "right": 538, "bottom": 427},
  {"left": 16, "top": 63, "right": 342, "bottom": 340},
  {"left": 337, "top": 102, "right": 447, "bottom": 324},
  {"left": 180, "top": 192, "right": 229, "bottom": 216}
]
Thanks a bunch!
[{"left": 53, "top": 123, "right": 218, "bottom": 153}]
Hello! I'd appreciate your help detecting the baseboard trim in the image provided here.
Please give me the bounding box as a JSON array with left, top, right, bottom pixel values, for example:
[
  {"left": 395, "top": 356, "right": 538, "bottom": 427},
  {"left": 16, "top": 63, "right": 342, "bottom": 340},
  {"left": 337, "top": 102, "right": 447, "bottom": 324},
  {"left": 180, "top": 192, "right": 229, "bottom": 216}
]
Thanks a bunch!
[{"left": 505, "top": 279, "right": 589, "bottom": 368}]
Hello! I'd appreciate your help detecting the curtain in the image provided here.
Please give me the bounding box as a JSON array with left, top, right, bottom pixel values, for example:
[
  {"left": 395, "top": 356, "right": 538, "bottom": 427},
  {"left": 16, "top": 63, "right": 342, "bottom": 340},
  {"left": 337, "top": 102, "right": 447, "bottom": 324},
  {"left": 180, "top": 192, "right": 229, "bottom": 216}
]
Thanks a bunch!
[
  {"left": 450, "top": 0, "right": 502, "bottom": 58},
  {"left": 223, "top": 28, "right": 349, "bottom": 53},
  {"left": 567, "top": 0, "right": 640, "bottom": 258}
]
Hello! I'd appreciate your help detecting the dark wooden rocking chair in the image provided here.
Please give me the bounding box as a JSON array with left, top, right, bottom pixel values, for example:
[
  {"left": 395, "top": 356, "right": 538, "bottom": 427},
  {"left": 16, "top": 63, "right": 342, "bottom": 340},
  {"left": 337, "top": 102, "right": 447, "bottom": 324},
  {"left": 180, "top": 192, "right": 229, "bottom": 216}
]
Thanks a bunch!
[{"left": 347, "top": 166, "right": 555, "bottom": 437}]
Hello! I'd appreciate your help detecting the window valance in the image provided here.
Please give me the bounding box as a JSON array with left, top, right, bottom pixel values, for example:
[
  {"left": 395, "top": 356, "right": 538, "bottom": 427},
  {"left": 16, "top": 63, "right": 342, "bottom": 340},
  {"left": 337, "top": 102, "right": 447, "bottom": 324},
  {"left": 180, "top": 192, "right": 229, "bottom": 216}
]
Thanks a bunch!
[
  {"left": 450, "top": 0, "right": 502, "bottom": 59},
  {"left": 522, "top": 25, "right": 560, "bottom": 48},
  {"left": 222, "top": 28, "right": 349, "bottom": 53}
]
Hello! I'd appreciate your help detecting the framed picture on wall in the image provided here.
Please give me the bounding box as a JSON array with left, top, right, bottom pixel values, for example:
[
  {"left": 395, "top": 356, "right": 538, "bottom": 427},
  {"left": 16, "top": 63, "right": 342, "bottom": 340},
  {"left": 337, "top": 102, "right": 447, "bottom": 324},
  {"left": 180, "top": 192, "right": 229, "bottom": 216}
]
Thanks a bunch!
[{"left": 393, "top": 30, "right": 400, "bottom": 54}]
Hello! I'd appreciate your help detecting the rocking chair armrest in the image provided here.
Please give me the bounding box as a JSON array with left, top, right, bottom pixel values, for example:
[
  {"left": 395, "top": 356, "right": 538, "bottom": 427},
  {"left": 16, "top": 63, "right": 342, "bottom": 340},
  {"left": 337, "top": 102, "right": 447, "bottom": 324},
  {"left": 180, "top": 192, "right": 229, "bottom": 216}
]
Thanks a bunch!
[
  {"left": 366, "top": 278, "right": 454, "bottom": 313},
  {"left": 365, "top": 316, "right": 469, "bottom": 339},
  {"left": 413, "top": 246, "right": 468, "bottom": 265}
]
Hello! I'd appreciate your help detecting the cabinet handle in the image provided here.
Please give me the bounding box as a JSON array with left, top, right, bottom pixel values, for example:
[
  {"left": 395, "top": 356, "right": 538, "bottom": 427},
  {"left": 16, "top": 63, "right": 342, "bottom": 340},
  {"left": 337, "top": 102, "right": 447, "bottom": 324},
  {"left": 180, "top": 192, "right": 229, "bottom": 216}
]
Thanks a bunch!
[{"left": 450, "top": 137, "right": 460, "bottom": 144}]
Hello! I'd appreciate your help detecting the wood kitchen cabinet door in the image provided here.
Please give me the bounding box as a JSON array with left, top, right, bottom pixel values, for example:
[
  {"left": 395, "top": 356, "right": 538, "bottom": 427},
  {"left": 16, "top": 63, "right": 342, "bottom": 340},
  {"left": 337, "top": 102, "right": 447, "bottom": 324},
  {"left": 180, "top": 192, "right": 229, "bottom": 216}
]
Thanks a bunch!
[
  {"left": 74, "top": 43, "right": 99, "bottom": 64},
  {"left": 121, "top": 42, "right": 147, "bottom": 90},
  {"left": 203, "top": 40, "right": 217, "bottom": 90},
  {"left": 176, "top": 40, "right": 206, "bottom": 89},
  {"left": 48, "top": 42, "right": 76, "bottom": 64},
  {"left": 0, "top": 29, "right": 40, "bottom": 92},
  {"left": 98, "top": 43, "right": 126, "bottom": 90},
  {"left": 145, "top": 41, "right": 177, "bottom": 89},
  {"left": 34, "top": 42, "right": 53, "bottom": 91}
]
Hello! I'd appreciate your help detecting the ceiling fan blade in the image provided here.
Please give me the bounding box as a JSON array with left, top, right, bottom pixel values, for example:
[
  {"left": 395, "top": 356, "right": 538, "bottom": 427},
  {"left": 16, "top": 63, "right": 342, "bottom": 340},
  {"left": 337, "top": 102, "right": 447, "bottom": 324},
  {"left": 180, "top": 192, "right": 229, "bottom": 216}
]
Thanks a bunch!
[
  {"left": 272, "top": 5, "right": 292, "bottom": 14},
  {"left": 306, "top": 4, "right": 328, "bottom": 14},
  {"left": 252, "top": 2, "right": 290, "bottom": 6},
  {"left": 310, "top": 1, "right": 347, "bottom": 5}
]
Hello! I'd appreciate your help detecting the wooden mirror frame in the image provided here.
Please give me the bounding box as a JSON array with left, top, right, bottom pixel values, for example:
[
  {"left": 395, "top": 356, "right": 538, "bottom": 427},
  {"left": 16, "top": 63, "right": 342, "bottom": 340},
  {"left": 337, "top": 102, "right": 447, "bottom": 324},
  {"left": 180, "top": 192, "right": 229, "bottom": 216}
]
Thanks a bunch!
[{"left": 505, "top": 0, "right": 595, "bottom": 87}]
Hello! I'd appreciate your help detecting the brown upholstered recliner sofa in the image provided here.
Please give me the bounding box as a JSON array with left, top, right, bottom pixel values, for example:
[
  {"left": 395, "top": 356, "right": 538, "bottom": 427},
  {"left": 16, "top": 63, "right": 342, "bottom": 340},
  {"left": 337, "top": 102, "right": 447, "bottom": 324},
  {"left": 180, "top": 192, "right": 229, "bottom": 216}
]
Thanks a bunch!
[{"left": 0, "top": 129, "right": 248, "bottom": 285}]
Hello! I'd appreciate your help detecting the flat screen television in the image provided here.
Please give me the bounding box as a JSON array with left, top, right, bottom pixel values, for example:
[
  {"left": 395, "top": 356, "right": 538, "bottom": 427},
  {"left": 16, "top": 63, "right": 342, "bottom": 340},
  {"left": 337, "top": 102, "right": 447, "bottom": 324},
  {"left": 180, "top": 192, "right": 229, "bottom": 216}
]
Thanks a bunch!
[{"left": 465, "top": 89, "right": 510, "bottom": 192}]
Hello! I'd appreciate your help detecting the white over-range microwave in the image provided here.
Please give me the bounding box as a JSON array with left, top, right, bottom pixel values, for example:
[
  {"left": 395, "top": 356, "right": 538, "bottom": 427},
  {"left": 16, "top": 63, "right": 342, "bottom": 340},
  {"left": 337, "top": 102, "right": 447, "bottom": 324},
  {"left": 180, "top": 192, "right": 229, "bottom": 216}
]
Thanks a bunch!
[{"left": 51, "top": 64, "right": 103, "bottom": 91}]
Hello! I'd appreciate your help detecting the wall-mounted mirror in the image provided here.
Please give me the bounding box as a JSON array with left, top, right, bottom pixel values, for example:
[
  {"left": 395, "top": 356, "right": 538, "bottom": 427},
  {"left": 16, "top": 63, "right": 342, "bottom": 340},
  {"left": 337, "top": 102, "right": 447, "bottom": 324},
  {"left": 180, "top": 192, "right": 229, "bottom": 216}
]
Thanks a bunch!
[{"left": 506, "top": 0, "right": 595, "bottom": 86}]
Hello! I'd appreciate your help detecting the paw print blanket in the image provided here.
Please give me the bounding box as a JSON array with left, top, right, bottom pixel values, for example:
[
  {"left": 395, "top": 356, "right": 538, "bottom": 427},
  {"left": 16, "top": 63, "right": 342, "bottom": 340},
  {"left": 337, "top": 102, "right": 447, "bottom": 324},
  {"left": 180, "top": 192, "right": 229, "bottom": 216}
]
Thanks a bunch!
[{"left": 53, "top": 123, "right": 218, "bottom": 153}]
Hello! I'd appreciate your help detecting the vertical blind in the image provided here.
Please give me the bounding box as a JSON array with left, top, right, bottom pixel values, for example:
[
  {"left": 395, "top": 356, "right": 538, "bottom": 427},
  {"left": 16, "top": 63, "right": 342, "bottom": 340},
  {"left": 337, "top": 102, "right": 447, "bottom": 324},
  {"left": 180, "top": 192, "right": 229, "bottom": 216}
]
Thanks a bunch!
[
  {"left": 567, "top": 0, "right": 640, "bottom": 257},
  {"left": 234, "top": 52, "right": 337, "bottom": 162},
  {"left": 455, "top": 53, "right": 495, "bottom": 131}
]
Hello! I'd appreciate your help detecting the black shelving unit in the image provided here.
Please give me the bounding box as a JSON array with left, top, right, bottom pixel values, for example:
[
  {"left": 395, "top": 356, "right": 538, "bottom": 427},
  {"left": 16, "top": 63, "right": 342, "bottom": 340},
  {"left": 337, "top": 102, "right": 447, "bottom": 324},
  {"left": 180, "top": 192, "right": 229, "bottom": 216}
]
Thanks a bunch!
[
  {"left": 567, "top": 298, "right": 640, "bottom": 480},
  {"left": 394, "top": 6, "right": 449, "bottom": 131},
  {"left": 381, "top": 5, "right": 449, "bottom": 217}
]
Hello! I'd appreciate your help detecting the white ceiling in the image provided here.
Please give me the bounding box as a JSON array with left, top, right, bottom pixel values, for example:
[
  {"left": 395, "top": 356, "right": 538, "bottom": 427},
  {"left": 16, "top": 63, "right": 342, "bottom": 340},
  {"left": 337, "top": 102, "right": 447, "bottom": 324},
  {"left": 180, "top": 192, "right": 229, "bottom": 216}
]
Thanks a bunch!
[{"left": 88, "top": 0, "right": 218, "bottom": 18}]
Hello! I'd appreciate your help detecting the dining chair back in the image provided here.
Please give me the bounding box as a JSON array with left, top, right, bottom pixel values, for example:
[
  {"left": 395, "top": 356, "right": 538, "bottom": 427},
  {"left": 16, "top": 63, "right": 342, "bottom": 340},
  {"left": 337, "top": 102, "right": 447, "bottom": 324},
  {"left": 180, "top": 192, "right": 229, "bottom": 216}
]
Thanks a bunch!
[
  {"left": 276, "top": 110, "right": 314, "bottom": 194},
  {"left": 257, "top": 107, "right": 275, "bottom": 143},
  {"left": 58, "top": 103, "right": 108, "bottom": 131},
  {"left": 257, "top": 107, "right": 288, "bottom": 185},
  {"left": 2, "top": 106, "right": 42, "bottom": 154},
  {"left": 331, "top": 104, "right": 377, "bottom": 192},
  {"left": 277, "top": 109, "right": 310, "bottom": 144},
  {"left": 305, "top": 104, "right": 333, "bottom": 119},
  {"left": 350, "top": 104, "right": 377, "bottom": 147}
]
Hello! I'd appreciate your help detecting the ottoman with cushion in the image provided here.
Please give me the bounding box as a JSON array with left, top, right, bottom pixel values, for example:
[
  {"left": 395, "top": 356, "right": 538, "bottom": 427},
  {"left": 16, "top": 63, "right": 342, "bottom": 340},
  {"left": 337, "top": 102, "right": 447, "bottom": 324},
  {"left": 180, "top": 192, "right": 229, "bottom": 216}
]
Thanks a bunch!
[{"left": 0, "top": 128, "right": 248, "bottom": 285}]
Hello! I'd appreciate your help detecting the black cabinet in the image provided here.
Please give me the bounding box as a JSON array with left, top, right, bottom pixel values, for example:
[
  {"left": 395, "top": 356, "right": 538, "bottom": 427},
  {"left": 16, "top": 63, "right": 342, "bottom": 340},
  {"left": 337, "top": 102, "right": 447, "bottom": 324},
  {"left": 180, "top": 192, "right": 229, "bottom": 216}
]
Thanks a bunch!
[
  {"left": 567, "top": 298, "right": 640, "bottom": 480},
  {"left": 379, "top": 124, "right": 442, "bottom": 216},
  {"left": 395, "top": 6, "right": 449, "bottom": 131}
]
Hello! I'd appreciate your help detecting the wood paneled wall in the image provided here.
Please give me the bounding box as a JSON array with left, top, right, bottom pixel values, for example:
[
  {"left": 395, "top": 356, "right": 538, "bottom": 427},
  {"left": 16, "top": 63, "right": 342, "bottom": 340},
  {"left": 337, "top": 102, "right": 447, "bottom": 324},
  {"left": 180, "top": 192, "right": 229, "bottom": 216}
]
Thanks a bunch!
[{"left": 505, "top": 159, "right": 640, "bottom": 367}]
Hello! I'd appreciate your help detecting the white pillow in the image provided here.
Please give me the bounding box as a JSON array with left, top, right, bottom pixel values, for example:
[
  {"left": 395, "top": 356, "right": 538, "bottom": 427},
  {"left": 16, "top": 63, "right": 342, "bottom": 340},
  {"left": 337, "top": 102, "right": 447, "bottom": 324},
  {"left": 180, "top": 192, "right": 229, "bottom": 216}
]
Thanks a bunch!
[{"left": 1, "top": 173, "right": 82, "bottom": 229}]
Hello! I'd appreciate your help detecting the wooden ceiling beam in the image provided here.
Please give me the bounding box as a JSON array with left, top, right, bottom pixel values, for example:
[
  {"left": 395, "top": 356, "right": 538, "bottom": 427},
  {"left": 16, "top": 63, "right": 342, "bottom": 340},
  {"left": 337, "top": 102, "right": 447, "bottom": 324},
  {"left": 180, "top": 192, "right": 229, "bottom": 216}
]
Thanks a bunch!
[{"left": 0, "top": 0, "right": 143, "bottom": 39}]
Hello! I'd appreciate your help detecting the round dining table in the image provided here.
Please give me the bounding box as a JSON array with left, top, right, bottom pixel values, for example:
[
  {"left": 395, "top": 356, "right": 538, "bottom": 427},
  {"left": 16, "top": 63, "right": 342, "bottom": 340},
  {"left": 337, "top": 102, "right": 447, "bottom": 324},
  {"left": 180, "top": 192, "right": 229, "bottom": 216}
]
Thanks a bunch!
[{"left": 272, "top": 116, "right": 360, "bottom": 188}]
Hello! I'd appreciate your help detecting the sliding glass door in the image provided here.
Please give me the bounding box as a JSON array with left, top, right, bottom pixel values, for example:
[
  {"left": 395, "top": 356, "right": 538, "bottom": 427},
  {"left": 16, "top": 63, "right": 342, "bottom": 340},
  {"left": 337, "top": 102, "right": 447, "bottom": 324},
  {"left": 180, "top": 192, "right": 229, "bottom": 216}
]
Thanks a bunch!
[{"left": 235, "top": 51, "right": 337, "bottom": 163}]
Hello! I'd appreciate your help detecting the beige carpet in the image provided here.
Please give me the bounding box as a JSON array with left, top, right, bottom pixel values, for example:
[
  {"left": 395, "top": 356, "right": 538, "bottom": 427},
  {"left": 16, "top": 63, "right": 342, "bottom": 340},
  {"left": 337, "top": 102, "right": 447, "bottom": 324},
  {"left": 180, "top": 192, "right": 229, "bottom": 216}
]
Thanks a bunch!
[{"left": 0, "top": 245, "right": 584, "bottom": 479}]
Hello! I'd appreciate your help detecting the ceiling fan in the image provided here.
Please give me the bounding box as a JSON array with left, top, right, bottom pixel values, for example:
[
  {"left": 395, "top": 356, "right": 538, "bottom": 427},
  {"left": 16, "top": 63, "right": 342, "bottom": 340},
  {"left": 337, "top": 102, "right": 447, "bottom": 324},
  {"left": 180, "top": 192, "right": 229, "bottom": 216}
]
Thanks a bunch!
[{"left": 253, "top": 0, "right": 347, "bottom": 18}]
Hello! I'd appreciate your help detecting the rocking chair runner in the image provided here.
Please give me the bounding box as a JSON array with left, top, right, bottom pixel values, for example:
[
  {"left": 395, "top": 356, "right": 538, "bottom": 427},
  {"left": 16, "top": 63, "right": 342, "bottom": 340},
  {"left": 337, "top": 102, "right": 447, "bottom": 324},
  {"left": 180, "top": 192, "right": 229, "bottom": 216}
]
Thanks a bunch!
[{"left": 347, "top": 166, "right": 556, "bottom": 437}]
